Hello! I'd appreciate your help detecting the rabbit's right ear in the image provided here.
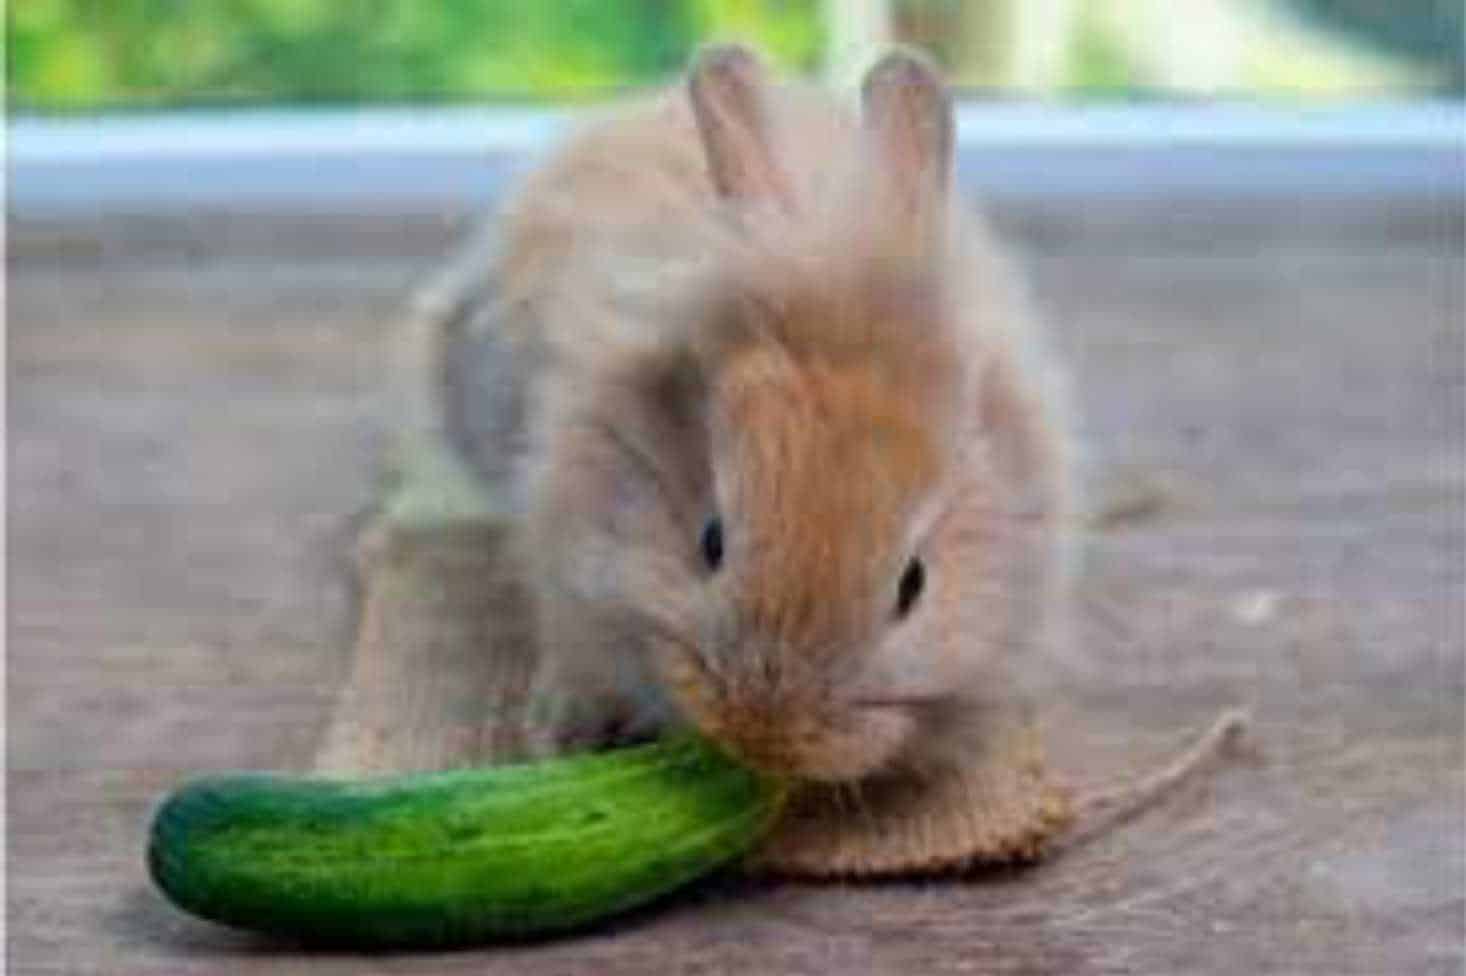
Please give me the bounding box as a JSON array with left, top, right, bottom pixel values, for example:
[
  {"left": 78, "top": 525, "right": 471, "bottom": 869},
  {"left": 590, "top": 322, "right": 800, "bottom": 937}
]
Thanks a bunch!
[
  {"left": 688, "top": 44, "right": 795, "bottom": 211},
  {"left": 859, "top": 48, "right": 954, "bottom": 242}
]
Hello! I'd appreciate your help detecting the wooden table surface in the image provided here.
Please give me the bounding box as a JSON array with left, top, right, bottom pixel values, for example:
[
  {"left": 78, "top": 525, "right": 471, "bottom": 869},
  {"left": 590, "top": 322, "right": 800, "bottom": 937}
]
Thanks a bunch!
[{"left": 10, "top": 197, "right": 1463, "bottom": 974}]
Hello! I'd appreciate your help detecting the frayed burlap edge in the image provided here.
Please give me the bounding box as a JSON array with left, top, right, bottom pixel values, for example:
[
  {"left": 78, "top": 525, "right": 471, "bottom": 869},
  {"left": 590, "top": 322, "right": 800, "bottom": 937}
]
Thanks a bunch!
[{"left": 748, "top": 717, "right": 1074, "bottom": 877}]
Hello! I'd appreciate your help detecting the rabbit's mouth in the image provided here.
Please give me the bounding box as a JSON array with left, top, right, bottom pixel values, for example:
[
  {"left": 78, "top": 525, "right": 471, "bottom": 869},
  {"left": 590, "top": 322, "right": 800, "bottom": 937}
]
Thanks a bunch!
[
  {"left": 668, "top": 674, "right": 916, "bottom": 783},
  {"left": 648, "top": 632, "right": 922, "bottom": 781},
  {"left": 850, "top": 690, "right": 955, "bottom": 710},
  {"left": 718, "top": 701, "right": 915, "bottom": 782}
]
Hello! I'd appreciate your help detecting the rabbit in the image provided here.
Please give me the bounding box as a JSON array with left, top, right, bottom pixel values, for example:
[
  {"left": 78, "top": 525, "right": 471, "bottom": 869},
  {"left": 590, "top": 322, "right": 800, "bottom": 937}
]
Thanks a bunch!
[{"left": 459, "top": 44, "right": 1079, "bottom": 875}]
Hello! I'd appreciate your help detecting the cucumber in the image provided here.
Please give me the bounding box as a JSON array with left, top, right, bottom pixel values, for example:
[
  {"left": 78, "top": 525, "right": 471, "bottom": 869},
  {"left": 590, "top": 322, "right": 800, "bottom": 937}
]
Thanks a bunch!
[{"left": 147, "top": 736, "right": 785, "bottom": 946}]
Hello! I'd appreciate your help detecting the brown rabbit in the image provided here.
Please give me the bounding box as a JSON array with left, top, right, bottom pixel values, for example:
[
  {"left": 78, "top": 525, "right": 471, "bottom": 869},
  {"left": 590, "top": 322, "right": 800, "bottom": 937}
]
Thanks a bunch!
[{"left": 466, "top": 44, "right": 1078, "bottom": 875}]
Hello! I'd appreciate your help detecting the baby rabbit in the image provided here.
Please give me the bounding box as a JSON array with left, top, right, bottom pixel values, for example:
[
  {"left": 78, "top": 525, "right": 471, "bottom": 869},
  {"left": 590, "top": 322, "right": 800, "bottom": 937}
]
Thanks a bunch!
[{"left": 470, "top": 44, "right": 1076, "bottom": 874}]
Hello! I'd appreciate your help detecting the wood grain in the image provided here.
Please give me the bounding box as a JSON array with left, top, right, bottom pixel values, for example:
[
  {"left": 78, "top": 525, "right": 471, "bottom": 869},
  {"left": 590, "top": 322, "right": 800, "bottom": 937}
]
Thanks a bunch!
[{"left": 10, "top": 201, "right": 1462, "bottom": 974}]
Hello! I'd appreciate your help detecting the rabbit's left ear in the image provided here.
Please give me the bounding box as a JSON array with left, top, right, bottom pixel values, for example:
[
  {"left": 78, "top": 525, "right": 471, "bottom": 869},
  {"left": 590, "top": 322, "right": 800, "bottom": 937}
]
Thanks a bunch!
[
  {"left": 688, "top": 43, "right": 797, "bottom": 212},
  {"left": 860, "top": 49, "right": 954, "bottom": 234}
]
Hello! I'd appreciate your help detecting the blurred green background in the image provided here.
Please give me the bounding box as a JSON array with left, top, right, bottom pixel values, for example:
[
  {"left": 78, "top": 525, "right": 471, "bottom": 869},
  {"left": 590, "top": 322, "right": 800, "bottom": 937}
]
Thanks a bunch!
[{"left": 8, "top": 0, "right": 1463, "bottom": 112}]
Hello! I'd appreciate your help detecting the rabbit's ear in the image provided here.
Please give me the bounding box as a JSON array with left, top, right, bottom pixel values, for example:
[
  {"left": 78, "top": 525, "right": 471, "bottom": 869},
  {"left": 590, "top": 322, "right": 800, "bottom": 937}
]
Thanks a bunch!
[
  {"left": 860, "top": 49, "right": 954, "bottom": 232},
  {"left": 688, "top": 44, "right": 795, "bottom": 211}
]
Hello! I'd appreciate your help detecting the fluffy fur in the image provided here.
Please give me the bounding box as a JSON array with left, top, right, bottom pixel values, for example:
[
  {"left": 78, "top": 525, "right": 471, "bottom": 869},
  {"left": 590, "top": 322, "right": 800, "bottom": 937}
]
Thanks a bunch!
[{"left": 493, "top": 45, "right": 1077, "bottom": 871}]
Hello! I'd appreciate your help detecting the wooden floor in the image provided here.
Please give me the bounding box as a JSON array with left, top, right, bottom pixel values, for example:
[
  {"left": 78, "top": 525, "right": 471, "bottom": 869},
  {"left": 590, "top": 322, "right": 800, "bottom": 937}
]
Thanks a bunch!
[{"left": 10, "top": 198, "right": 1464, "bottom": 973}]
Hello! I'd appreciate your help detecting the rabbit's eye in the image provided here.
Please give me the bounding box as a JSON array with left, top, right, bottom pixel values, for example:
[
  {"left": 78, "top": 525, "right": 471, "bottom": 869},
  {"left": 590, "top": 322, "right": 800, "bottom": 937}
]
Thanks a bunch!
[
  {"left": 896, "top": 558, "right": 925, "bottom": 618},
  {"left": 701, "top": 517, "right": 724, "bottom": 571}
]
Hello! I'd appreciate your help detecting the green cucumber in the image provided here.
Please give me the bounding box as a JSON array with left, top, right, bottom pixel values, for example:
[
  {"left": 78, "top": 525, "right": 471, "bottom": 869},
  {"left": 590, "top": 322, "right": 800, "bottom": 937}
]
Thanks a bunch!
[{"left": 148, "top": 736, "right": 785, "bottom": 946}]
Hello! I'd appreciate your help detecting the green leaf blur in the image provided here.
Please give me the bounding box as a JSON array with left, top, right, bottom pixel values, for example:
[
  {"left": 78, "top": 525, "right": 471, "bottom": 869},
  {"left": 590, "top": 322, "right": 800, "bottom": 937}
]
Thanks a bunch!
[
  {"left": 7, "top": 0, "right": 824, "bottom": 110},
  {"left": 8, "top": 0, "right": 1459, "bottom": 111}
]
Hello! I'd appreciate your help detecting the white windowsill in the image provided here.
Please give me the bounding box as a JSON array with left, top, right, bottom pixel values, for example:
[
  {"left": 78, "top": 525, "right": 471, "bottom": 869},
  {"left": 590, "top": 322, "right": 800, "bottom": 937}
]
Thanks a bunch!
[{"left": 9, "top": 101, "right": 1463, "bottom": 217}]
